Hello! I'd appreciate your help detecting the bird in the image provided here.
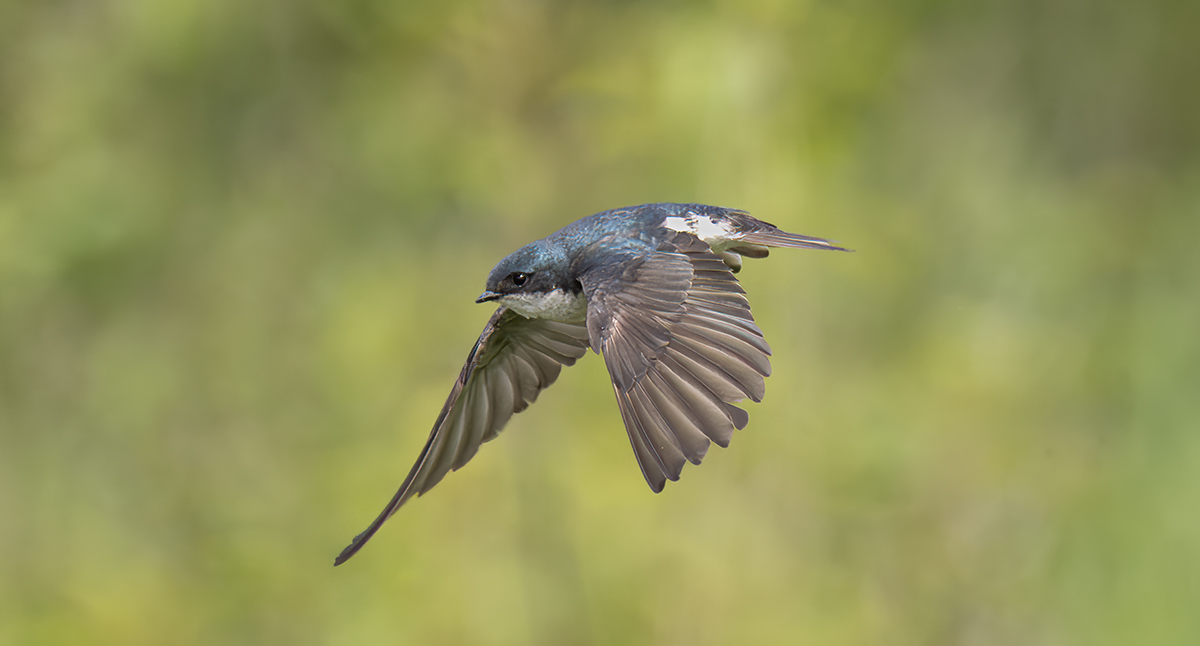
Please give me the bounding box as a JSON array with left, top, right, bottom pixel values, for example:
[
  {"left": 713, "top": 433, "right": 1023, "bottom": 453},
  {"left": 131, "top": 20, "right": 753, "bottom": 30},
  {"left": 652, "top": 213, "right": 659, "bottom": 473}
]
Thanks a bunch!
[{"left": 334, "top": 203, "right": 849, "bottom": 565}]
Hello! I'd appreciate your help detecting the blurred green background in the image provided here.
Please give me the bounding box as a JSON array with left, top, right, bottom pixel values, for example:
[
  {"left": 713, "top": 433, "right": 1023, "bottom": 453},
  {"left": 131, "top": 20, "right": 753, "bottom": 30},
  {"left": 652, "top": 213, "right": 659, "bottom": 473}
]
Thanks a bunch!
[{"left": 2, "top": 0, "right": 1198, "bottom": 644}]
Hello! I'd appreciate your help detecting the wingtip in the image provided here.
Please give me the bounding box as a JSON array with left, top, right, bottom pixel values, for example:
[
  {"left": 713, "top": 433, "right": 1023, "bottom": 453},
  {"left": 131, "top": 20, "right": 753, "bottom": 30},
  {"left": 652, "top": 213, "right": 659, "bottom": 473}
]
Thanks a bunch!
[
  {"left": 333, "top": 528, "right": 372, "bottom": 566},
  {"left": 333, "top": 539, "right": 361, "bottom": 567}
]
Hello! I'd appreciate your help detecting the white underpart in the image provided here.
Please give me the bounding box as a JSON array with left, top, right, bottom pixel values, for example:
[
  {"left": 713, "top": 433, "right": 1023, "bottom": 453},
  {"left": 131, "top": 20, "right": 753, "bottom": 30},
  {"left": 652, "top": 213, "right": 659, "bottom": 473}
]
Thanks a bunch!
[
  {"left": 501, "top": 288, "right": 588, "bottom": 323},
  {"left": 662, "top": 214, "right": 743, "bottom": 252}
]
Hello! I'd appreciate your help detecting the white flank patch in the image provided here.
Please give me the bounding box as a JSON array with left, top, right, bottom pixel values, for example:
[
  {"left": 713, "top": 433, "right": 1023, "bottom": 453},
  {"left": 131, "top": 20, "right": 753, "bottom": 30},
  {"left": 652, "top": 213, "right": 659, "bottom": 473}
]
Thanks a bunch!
[
  {"left": 691, "top": 215, "right": 735, "bottom": 242},
  {"left": 501, "top": 288, "right": 588, "bottom": 323},
  {"left": 662, "top": 216, "right": 692, "bottom": 233},
  {"left": 662, "top": 213, "right": 740, "bottom": 250}
]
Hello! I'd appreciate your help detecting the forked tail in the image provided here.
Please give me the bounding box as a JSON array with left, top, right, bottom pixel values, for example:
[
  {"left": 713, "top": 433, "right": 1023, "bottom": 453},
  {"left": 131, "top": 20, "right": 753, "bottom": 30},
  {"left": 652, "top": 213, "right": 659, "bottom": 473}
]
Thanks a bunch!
[{"left": 739, "top": 228, "right": 853, "bottom": 252}]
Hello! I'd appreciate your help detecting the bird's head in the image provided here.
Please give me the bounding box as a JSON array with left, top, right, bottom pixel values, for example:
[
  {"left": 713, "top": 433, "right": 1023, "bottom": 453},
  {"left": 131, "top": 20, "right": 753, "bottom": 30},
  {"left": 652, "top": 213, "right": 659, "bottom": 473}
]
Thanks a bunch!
[
  {"left": 476, "top": 241, "right": 585, "bottom": 321},
  {"left": 478, "top": 242, "right": 554, "bottom": 302}
]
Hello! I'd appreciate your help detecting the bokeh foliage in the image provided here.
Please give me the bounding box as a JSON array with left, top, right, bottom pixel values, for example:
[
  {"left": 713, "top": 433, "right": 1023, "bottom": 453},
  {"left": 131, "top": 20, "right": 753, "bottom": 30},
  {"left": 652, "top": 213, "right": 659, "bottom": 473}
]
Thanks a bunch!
[{"left": 2, "top": 0, "right": 1198, "bottom": 644}]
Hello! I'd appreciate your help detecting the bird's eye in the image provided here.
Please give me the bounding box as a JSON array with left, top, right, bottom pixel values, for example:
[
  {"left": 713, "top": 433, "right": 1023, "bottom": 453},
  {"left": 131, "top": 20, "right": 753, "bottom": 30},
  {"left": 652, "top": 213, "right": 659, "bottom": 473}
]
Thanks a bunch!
[{"left": 510, "top": 272, "right": 528, "bottom": 286}]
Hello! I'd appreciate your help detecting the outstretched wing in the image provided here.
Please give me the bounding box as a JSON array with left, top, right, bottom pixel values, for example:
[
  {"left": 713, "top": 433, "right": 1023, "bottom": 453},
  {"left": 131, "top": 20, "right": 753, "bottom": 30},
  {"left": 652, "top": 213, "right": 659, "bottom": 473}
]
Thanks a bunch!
[
  {"left": 582, "top": 233, "right": 773, "bottom": 492},
  {"left": 335, "top": 308, "right": 590, "bottom": 565}
]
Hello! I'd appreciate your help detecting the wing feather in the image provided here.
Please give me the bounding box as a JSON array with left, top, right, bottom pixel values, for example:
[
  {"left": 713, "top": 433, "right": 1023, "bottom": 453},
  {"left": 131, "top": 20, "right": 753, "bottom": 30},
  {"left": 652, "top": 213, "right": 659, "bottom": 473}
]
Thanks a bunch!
[
  {"left": 334, "top": 309, "right": 589, "bottom": 565},
  {"left": 582, "top": 232, "right": 772, "bottom": 489}
]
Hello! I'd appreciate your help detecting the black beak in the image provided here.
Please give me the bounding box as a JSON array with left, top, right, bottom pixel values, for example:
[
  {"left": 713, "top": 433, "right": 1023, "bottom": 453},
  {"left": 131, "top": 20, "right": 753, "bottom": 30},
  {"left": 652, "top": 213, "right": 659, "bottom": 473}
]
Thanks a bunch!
[{"left": 475, "top": 291, "right": 502, "bottom": 304}]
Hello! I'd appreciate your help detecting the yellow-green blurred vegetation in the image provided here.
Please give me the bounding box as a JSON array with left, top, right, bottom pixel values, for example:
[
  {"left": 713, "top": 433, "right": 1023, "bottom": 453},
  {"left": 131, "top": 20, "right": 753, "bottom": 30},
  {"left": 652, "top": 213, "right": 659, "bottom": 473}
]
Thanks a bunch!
[{"left": 2, "top": 0, "right": 1198, "bottom": 643}]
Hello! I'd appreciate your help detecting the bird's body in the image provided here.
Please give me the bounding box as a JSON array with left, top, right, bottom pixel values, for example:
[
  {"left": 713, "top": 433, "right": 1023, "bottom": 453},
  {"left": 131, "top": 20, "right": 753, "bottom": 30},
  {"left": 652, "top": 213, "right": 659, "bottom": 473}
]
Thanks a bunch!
[{"left": 335, "top": 203, "right": 848, "bottom": 565}]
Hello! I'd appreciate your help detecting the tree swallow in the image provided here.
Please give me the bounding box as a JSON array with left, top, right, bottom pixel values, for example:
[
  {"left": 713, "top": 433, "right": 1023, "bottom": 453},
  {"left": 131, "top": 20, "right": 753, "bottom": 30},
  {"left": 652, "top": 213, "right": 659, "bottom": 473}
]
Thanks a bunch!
[{"left": 334, "top": 203, "right": 849, "bottom": 565}]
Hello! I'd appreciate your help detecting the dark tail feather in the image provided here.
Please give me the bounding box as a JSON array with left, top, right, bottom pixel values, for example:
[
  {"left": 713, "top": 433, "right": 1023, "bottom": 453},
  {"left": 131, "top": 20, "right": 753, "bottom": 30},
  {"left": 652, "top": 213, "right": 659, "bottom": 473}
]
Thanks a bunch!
[{"left": 739, "top": 229, "right": 853, "bottom": 252}]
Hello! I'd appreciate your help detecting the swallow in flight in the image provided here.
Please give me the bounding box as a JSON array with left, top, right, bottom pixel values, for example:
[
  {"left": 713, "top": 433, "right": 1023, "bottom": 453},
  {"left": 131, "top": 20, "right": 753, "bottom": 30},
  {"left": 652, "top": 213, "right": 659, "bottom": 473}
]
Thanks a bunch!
[{"left": 335, "top": 203, "right": 848, "bottom": 565}]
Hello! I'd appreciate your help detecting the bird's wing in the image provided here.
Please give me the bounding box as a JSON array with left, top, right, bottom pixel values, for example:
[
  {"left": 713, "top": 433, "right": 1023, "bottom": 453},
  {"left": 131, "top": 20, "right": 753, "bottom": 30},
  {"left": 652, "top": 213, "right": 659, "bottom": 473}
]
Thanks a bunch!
[
  {"left": 581, "top": 232, "right": 772, "bottom": 492},
  {"left": 334, "top": 308, "right": 590, "bottom": 565}
]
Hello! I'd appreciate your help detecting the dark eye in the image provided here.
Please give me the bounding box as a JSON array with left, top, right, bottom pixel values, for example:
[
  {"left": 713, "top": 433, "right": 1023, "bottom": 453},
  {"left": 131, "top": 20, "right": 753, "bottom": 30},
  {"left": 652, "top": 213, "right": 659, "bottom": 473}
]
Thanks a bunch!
[{"left": 510, "top": 272, "right": 528, "bottom": 287}]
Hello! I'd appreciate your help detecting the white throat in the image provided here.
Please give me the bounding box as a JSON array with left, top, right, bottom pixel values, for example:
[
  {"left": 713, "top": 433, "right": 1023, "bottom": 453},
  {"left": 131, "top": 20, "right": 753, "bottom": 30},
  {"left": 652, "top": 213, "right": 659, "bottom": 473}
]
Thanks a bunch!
[{"left": 500, "top": 288, "right": 588, "bottom": 323}]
